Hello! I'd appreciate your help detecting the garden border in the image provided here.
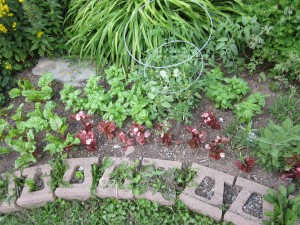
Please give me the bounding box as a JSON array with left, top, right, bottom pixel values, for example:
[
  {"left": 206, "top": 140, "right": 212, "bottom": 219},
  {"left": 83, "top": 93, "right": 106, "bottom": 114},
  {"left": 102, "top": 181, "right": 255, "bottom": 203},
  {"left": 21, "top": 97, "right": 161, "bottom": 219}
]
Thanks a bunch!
[{"left": 0, "top": 157, "right": 277, "bottom": 225}]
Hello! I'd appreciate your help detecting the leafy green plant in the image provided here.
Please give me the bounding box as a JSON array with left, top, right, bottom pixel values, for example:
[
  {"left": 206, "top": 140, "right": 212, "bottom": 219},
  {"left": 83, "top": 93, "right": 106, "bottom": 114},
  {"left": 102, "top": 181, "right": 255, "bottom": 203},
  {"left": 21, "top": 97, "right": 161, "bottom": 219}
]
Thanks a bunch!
[
  {"left": 205, "top": 15, "right": 261, "bottom": 72},
  {"left": 60, "top": 65, "right": 201, "bottom": 127},
  {"left": 269, "top": 87, "right": 300, "bottom": 124},
  {"left": 0, "top": 174, "right": 9, "bottom": 203},
  {"left": 244, "top": 0, "right": 300, "bottom": 83},
  {"left": 48, "top": 154, "right": 69, "bottom": 191},
  {"left": 9, "top": 73, "right": 53, "bottom": 102},
  {"left": 66, "top": 0, "right": 243, "bottom": 69},
  {"left": 264, "top": 184, "right": 300, "bottom": 225},
  {"left": 0, "top": 0, "right": 68, "bottom": 106},
  {"left": 255, "top": 118, "right": 300, "bottom": 172},
  {"left": 74, "top": 170, "right": 84, "bottom": 181},
  {"left": 234, "top": 92, "right": 265, "bottom": 123},
  {"left": 2, "top": 198, "right": 222, "bottom": 224},
  {"left": 109, "top": 161, "right": 136, "bottom": 188},
  {"left": 201, "top": 67, "right": 250, "bottom": 109},
  {"left": 90, "top": 157, "right": 113, "bottom": 195}
]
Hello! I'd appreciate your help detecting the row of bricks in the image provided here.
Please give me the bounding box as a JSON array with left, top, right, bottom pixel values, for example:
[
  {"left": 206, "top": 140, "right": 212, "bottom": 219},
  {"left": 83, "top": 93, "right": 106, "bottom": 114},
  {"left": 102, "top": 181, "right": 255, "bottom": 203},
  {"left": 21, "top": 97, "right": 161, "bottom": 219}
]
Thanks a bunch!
[{"left": 0, "top": 157, "right": 274, "bottom": 225}]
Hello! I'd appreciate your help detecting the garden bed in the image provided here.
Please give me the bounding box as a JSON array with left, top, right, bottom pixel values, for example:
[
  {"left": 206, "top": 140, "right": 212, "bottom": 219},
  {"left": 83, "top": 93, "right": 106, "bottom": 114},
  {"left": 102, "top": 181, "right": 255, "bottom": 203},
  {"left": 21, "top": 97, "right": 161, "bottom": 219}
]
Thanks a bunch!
[{"left": 0, "top": 67, "right": 285, "bottom": 191}]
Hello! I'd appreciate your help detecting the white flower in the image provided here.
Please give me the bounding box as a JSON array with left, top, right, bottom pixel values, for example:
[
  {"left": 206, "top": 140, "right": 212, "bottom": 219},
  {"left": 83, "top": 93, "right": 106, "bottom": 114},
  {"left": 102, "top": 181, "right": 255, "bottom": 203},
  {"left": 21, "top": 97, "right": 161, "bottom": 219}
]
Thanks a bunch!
[
  {"left": 219, "top": 118, "right": 224, "bottom": 122},
  {"left": 133, "top": 127, "right": 139, "bottom": 133},
  {"left": 206, "top": 117, "right": 211, "bottom": 122},
  {"left": 160, "top": 70, "right": 168, "bottom": 79},
  {"left": 144, "top": 131, "right": 150, "bottom": 138},
  {"left": 220, "top": 152, "right": 225, "bottom": 158},
  {"left": 202, "top": 113, "right": 209, "bottom": 118},
  {"left": 76, "top": 111, "right": 84, "bottom": 121},
  {"left": 173, "top": 68, "right": 180, "bottom": 77},
  {"left": 86, "top": 138, "right": 92, "bottom": 145},
  {"left": 205, "top": 144, "right": 211, "bottom": 150}
]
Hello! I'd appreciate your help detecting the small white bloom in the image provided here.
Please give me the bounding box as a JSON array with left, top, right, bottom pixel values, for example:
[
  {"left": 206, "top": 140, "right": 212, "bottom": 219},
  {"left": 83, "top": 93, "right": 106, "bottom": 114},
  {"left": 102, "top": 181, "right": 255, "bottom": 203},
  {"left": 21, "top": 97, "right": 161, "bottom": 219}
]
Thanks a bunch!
[
  {"left": 173, "top": 68, "right": 180, "bottom": 77},
  {"left": 219, "top": 118, "right": 224, "bottom": 122},
  {"left": 202, "top": 113, "right": 209, "bottom": 118},
  {"left": 144, "top": 131, "right": 150, "bottom": 138},
  {"left": 86, "top": 138, "right": 92, "bottom": 145},
  {"left": 133, "top": 127, "right": 139, "bottom": 133},
  {"left": 160, "top": 70, "right": 168, "bottom": 79},
  {"left": 220, "top": 152, "right": 225, "bottom": 158},
  {"left": 205, "top": 144, "right": 210, "bottom": 150},
  {"left": 206, "top": 117, "right": 211, "bottom": 122}
]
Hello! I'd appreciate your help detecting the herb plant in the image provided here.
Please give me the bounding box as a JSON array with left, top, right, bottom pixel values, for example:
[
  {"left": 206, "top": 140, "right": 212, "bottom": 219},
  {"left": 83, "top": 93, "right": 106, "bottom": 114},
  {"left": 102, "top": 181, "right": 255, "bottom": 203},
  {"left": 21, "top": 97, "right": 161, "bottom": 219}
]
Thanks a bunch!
[
  {"left": 255, "top": 118, "right": 300, "bottom": 172},
  {"left": 234, "top": 92, "right": 265, "bottom": 123},
  {"left": 201, "top": 67, "right": 250, "bottom": 109}
]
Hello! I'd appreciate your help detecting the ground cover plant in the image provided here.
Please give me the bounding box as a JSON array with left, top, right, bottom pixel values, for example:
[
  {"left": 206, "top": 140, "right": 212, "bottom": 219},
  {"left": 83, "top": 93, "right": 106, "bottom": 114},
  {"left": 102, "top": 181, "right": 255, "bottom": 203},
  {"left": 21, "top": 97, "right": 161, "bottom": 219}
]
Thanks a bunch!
[{"left": 0, "top": 198, "right": 223, "bottom": 225}]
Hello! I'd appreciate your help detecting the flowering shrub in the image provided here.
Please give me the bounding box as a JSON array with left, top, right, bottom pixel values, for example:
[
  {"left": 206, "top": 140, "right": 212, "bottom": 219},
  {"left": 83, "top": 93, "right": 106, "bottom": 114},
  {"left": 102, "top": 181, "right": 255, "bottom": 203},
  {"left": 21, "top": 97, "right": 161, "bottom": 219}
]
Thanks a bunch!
[{"left": 0, "top": 0, "right": 67, "bottom": 105}]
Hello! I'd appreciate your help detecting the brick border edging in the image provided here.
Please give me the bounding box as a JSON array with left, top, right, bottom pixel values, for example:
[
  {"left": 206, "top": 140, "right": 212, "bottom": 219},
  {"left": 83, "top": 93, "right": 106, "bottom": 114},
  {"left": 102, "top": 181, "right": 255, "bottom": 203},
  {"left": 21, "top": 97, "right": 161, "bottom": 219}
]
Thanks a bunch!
[{"left": 0, "top": 157, "right": 282, "bottom": 225}]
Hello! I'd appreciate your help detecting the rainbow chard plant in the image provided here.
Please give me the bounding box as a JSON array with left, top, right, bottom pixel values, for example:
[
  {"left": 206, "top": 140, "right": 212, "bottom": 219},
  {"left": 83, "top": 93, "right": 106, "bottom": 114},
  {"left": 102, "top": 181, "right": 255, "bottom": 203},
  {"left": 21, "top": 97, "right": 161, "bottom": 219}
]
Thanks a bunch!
[
  {"left": 236, "top": 156, "right": 256, "bottom": 173},
  {"left": 205, "top": 136, "right": 230, "bottom": 160},
  {"left": 186, "top": 127, "right": 207, "bottom": 149},
  {"left": 71, "top": 111, "right": 97, "bottom": 151}
]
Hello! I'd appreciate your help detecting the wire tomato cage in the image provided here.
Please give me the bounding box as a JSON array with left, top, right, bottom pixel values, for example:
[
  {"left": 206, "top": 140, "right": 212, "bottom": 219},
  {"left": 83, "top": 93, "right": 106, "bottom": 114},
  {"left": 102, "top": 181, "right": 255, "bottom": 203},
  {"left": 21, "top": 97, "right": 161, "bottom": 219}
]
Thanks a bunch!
[{"left": 123, "top": 0, "right": 213, "bottom": 94}]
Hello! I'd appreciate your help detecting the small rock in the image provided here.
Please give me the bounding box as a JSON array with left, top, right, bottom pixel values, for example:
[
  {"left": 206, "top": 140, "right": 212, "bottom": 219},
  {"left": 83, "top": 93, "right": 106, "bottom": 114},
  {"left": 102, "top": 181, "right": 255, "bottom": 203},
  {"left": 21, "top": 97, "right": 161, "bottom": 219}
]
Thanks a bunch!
[{"left": 125, "top": 146, "right": 135, "bottom": 156}]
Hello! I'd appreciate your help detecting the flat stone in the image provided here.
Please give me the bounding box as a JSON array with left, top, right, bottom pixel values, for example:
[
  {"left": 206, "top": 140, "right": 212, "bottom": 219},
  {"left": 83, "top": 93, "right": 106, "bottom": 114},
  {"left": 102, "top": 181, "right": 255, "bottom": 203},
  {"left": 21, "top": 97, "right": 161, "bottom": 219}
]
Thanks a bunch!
[
  {"left": 16, "top": 165, "right": 55, "bottom": 209},
  {"left": 179, "top": 163, "right": 235, "bottom": 221},
  {"left": 96, "top": 157, "right": 135, "bottom": 200},
  {"left": 134, "top": 158, "right": 182, "bottom": 206},
  {"left": 0, "top": 171, "right": 23, "bottom": 213},
  {"left": 224, "top": 177, "right": 274, "bottom": 225},
  {"left": 32, "top": 58, "right": 96, "bottom": 86},
  {"left": 125, "top": 146, "right": 135, "bottom": 156},
  {"left": 54, "top": 157, "right": 98, "bottom": 201}
]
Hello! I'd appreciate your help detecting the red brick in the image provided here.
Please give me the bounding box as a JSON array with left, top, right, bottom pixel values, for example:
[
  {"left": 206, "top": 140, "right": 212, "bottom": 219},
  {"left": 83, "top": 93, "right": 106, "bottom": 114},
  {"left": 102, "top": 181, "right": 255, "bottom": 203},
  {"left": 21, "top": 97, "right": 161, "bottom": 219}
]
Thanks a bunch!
[
  {"left": 16, "top": 164, "right": 54, "bottom": 209},
  {"left": 55, "top": 157, "right": 98, "bottom": 201}
]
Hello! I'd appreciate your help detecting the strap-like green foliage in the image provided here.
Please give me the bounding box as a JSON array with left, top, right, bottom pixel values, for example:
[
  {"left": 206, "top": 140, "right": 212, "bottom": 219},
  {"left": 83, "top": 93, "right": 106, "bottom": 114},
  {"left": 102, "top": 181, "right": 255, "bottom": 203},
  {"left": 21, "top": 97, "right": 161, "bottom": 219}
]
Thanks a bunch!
[
  {"left": 66, "top": 0, "right": 243, "bottom": 68},
  {"left": 264, "top": 184, "right": 300, "bottom": 225}
]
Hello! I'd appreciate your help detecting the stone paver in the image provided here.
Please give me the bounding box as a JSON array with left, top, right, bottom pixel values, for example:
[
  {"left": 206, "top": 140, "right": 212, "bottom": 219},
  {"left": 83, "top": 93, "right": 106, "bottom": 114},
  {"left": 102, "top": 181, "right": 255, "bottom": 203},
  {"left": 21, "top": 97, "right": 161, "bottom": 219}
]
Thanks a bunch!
[
  {"left": 55, "top": 158, "right": 98, "bottom": 201},
  {"left": 179, "top": 163, "right": 235, "bottom": 221},
  {"left": 32, "top": 57, "right": 96, "bottom": 86},
  {"left": 16, "top": 164, "right": 54, "bottom": 209},
  {"left": 134, "top": 158, "right": 182, "bottom": 206},
  {"left": 223, "top": 177, "right": 273, "bottom": 225},
  {"left": 96, "top": 157, "right": 135, "bottom": 200},
  {"left": 0, "top": 172, "right": 22, "bottom": 213}
]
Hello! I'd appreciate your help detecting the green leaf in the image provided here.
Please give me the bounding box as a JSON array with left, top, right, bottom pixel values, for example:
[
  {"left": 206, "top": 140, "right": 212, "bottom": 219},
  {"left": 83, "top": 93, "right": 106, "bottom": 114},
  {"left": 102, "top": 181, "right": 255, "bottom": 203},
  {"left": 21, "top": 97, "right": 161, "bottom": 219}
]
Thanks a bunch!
[
  {"left": 216, "top": 42, "right": 226, "bottom": 50},
  {"left": 38, "top": 73, "right": 53, "bottom": 87},
  {"left": 0, "top": 147, "right": 10, "bottom": 154},
  {"left": 49, "top": 115, "right": 63, "bottom": 132},
  {"left": 161, "top": 102, "right": 172, "bottom": 108},
  {"left": 8, "top": 88, "right": 22, "bottom": 98}
]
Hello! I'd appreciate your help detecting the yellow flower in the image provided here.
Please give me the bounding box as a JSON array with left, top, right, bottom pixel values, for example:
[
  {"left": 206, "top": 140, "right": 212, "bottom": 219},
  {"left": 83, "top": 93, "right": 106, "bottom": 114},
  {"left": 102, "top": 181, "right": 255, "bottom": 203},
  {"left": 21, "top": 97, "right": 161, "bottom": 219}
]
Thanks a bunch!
[
  {"left": 8, "top": 13, "right": 13, "bottom": 16},
  {"left": 37, "top": 31, "right": 43, "bottom": 38},
  {"left": 12, "top": 22, "right": 16, "bottom": 29},
  {"left": 0, "top": 23, "right": 7, "bottom": 33},
  {"left": 5, "top": 62, "right": 12, "bottom": 70},
  {"left": 19, "top": 0, "right": 25, "bottom": 3}
]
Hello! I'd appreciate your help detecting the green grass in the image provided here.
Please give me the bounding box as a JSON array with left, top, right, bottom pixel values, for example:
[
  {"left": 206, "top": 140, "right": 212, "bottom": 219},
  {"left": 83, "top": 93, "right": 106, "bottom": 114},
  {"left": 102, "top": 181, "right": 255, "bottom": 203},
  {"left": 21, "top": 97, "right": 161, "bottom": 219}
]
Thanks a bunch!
[{"left": 1, "top": 198, "right": 229, "bottom": 224}]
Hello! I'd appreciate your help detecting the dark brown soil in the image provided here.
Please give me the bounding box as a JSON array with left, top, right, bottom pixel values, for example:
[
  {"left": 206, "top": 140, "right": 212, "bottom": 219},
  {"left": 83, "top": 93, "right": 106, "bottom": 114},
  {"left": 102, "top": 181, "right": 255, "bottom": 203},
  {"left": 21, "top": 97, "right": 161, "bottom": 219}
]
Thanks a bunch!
[{"left": 0, "top": 67, "right": 289, "bottom": 191}]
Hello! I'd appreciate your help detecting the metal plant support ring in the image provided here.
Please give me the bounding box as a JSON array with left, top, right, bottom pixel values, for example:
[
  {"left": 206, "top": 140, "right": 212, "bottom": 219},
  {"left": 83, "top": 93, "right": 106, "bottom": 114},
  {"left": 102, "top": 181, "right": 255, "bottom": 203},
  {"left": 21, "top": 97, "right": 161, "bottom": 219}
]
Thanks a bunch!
[{"left": 123, "top": 0, "right": 213, "bottom": 93}]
